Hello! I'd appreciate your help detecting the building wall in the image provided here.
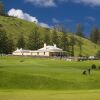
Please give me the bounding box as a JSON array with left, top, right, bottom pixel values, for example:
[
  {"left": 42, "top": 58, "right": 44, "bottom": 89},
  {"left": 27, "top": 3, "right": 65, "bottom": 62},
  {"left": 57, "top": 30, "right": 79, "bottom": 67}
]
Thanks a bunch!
[
  {"left": 13, "top": 52, "right": 63, "bottom": 57},
  {"left": 13, "top": 52, "right": 22, "bottom": 55},
  {"left": 31, "top": 52, "right": 38, "bottom": 56},
  {"left": 23, "top": 53, "right": 31, "bottom": 56}
]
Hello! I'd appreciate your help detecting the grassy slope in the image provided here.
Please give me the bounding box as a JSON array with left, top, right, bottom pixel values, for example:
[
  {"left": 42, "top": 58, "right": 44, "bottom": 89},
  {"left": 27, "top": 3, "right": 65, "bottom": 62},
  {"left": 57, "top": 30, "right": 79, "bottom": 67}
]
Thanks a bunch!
[
  {"left": 0, "top": 15, "right": 100, "bottom": 56},
  {"left": 0, "top": 56, "right": 100, "bottom": 90}
]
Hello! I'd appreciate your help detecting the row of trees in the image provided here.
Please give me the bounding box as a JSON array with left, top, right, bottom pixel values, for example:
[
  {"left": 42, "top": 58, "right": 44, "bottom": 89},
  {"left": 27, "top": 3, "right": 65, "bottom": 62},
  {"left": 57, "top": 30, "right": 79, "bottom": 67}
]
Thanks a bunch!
[
  {"left": 16, "top": 26, "right": 83, "bottom": 56},
  {"left": 0, "top": 23, "right": 100, "bottom": 56}
]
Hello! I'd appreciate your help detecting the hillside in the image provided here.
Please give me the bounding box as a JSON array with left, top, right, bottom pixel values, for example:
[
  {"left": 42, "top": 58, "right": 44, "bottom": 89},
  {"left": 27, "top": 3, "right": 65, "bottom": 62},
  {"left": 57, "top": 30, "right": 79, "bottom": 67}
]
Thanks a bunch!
[{"left": 0, "top": 15, "right": 100, "bottom": 56}]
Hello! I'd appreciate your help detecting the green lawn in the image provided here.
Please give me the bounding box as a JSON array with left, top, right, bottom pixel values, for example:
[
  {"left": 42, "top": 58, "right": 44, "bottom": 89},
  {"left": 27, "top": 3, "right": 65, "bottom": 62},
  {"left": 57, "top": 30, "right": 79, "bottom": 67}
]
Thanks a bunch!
[
  {"left": 0, "top": 90, "right": 100, "bottom": 100},
  {"left": 0, "top": 56, "right": 100, "bottom": 100}
]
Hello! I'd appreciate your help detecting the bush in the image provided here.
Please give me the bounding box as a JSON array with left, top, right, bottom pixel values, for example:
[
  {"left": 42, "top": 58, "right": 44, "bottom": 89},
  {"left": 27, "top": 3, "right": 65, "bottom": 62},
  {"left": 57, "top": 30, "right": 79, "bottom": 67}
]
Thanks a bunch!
[
  {"left": 91, "top": 64, "right": 96, "bottom": 69},
  {"left": 20, "top": 60, "right": 24, "bottom": 62},
  {"left": 96, "top": 51, "right": 100, "bottom": 58},
  {"left": 98, "top": 66, "right": 100, "bottom": 69}
]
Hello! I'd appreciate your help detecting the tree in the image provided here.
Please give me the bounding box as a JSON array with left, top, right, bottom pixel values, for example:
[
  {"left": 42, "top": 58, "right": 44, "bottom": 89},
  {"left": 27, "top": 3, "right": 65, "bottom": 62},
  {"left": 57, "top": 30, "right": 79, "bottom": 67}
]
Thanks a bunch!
[
  {"left": 76, "top": 24, "right": 84, "bottom": 56},
  {"left": 51, "top": 30, "right": 59, "bottom": 46},
  {"left": 7, "top": 38, "right": 15, "bottom": 54},
  {"left": 61, "top": 32, "right": 69, "bottom": 52},
  {"left": 0, "top": 1, "right": 5, "bottom": 15},
  {"left": 96, "top": 51, "right": 100, "bottom": 58},
  {"left": 90, "top": 26, "right": 99, "bottom": 44},
  {"left": 69, "top": 34, "right": 76, "bottom": 56},
  {"left": 27, "top": 27, "right": 41, "bottom": 50},
  {"left": 77, "top": 37, "right": 83, "bottom": 56},
  {"left": 0, "top": 29, "right": 14, "bottom": 54},
  {"left": 76, "top": 24, "right": 84, "bottom": 37},
  {"left": 0, "top": 29, "right": 9, "bottom": 54},
  {"left": 17, "top": 34, "right": 25, "bottom": 49},
  {"left": 43, "top": 29, "right": 50, "bottom": 45}
]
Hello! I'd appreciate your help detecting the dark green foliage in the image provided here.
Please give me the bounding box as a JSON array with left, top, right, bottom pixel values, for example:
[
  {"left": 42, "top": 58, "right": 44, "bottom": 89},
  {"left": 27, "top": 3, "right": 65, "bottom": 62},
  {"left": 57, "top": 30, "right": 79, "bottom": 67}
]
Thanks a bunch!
[
  {"left": 61, "top": 32, "right": 69, "bottom": 51},
  {"left": 43, "top": 29, "right": 51, "bottom": 45},
  {"left": 0, "top": 28, "right": 14, "bottom": 54},
  {"left": 75, "top": 24, "right": 84, "bottom": 56},
  {"left": 91, "top": 64, "right": 96, "bottom": 69},
  {"left": 27, "top": 27, "right": 42, "bottom": 50},
  {"left": 77, "top": 37, "right": 83, "bottom": 56},
  {"left": 76, "top": 24, "right": 84, "bottom": 37},
  {"left": 7, "top": 38, "right": 15, "bottom": 54},
  {"left": 0, "top": 29, "right": 8, "bottom": 54},
  {"left": 96, "top": 51, "right": 100, "bottom": 58},
  {"left": 69, "top": 34, "right": 76, "bottom": 56},
  {"left": 98, "top": 66, "right": 100, "bottom": 69},
  {"left": 17, "top": 34, "right": 25, "bottom": 49},
  {"left": 51, "top": 30, "right": 59, "bottom": 46},
  {"left": 90, "top": 27, "right": 100, "bottom": 44}
]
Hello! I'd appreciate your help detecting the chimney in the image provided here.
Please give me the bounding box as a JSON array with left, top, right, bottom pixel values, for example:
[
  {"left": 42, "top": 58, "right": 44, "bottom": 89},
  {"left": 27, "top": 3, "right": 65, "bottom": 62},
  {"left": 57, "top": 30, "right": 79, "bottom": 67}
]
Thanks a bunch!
[
  {"left": 44, "top": 43, "right": 47, "bottom": 49},
  {"left": 54, "top": 44, "right": 57, "bottom": 48}
]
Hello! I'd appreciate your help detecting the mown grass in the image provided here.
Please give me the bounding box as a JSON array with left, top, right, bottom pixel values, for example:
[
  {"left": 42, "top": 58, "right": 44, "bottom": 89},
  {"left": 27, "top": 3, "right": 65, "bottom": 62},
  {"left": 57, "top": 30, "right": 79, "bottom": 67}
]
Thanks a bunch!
[
  {"left": 0, "top": 56, "right": 100, "bottom": 100},
  {"left": 0, "top": 90, "right": 100, "bottom": 100},
  {"left": 0, "top": 56, "right": 100, "bottom": 90}
]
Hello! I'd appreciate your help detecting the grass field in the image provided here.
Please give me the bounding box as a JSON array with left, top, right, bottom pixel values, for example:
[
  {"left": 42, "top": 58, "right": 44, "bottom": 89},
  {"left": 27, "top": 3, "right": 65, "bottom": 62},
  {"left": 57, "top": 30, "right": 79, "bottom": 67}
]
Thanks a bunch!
[
  {"left": 0, "top": 56, "right": 100, "bottom": 100},
  {"left": 0, "top": 90, "right": 100, "bottom": 100}
]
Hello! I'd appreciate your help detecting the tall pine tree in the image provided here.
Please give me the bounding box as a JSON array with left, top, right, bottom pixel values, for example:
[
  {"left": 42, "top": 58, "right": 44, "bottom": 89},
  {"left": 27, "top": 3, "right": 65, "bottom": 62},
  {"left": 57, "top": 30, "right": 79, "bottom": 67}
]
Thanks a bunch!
[
  {"left": 90, "top": 26, "right": 99, "bottom": 44},
  {"left": 43, "top": 29, "right": 50, "bottom": 45},
  {"left": 61, "top": 32, "right": 69, "bottom": 51},
  {"left": 27, "top": 27, "right": 41, "bottom": 50},
  {"left": 51, "top": 30, "right": 59, "bottom": 46},
  {"left": 69, "top": 34, "right": 76, "bottom": 56},
  {"left": 76, "top": 24, "right": 84, "bottom": 37},
  {"left": 17, "top": 34, "right": 25, "bottom": 49},
  {"left": 0, "top": 29, "right": 14, "bottom": 54}
]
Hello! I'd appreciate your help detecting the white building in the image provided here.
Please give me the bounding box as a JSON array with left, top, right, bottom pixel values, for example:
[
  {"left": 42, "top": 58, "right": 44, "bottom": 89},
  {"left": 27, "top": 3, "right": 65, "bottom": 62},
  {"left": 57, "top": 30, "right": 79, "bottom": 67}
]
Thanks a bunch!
[{"left": 13, "top": 43, "right": 65, "bottom": 57}]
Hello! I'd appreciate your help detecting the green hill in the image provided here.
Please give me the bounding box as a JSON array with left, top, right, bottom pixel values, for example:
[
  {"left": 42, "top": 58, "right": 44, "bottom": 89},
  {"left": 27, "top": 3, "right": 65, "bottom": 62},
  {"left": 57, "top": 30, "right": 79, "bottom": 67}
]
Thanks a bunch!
[{"left": 0, "top": 15, "right": 100, "bottom": 56}]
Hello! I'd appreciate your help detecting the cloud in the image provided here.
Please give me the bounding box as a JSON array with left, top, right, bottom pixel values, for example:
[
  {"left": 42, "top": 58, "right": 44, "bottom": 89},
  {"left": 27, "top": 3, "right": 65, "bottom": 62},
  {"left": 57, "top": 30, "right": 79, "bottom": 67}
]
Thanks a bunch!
[
  {"left": 59, "top": 0, "right": 100, "bottom": 6},
  {"left": 8, "top": 8, "right": 38, "bottom": 23},
  {"left": 25, "top": 0, "right": 56, "bottom": 7},
  {"left": 52, "top": 18, "right": 60, "bottom": 23},
  {"left": 73, "top": 0, "right": 100, "bottom": 6},
  {"left": 87, "top": 16, "right": 95, "bottom": 21},
  {"left": 25, "top": 0, "right": 100, "bottom": 7},
  {"left": 39, "top": 22, "right": 50, "bottom": 28},
  {"left": 8, "top": 8, "right": 50, "bottom": 28}
]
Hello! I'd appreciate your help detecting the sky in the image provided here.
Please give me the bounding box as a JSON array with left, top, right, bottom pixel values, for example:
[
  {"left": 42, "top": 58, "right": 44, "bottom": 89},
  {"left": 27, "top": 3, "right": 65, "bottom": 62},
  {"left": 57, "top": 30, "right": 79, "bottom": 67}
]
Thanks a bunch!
[{"left": 2, "top": 0, "right": 100, "bottom": 36}]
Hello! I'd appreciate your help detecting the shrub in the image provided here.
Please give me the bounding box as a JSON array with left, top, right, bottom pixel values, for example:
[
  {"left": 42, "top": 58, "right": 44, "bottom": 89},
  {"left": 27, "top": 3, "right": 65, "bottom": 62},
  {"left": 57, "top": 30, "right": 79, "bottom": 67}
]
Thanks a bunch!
[
  {"left": 96, "top": 51, "right": 100, "bottom": 58},
  {"left": 91, "top": 64, "right": 96, "bottom": 69},
  {"left": 98, "top": 66, "right": 100, "bottom": 69},
  {"left": 20, "top": 60, "right": 24, "bottom": 62}
]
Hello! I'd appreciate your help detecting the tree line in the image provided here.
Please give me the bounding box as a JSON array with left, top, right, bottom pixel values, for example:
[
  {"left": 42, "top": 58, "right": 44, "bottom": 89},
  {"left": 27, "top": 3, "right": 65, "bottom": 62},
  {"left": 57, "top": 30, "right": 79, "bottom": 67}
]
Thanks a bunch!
[
  {"left": 0, "top": 24, "right": 84, "bottom": 56},
  {"left": 0, "top": 22, "right": 100, "bottom": 57}
]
